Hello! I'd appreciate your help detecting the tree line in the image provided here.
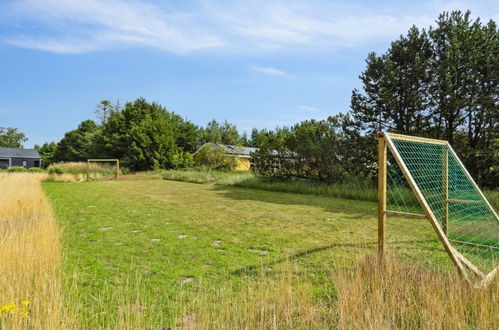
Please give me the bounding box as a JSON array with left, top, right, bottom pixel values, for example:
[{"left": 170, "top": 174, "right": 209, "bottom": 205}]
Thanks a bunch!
[
  {"left": 35, "top": 98, "right": 248, "bottom": 171},
  {"left": 252, "top": 11, "right": 498, "bottom": 188}
]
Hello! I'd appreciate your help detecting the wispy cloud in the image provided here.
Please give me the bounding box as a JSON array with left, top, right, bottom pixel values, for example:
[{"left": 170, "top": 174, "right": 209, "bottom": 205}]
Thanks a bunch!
[
  {"left": 251, "top": 66, "right": 290, "bottom": 77},
  {"left": 1, "top": 0, "right": 224, "bottom": 54},
  {"left": 0, "top": 0, "right": 496, "bottom": 54}
]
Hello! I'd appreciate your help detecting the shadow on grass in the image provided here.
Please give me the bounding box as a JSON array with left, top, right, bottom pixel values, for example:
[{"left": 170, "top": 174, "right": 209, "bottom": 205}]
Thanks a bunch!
[
  {"left": 232, "top": 239, "right": 442, "bottom": 277},
  {"left": 213, "top": 184, "right": 376, "bottom": 217}
]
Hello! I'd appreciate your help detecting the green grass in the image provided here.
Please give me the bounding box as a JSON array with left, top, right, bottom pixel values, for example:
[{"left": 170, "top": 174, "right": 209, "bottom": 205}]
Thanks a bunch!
[
  {"left": 163, "top": 169, "right": 499, "bottom": 210},
  {"left": 231, "top": 176, "right": 378, "bottom": 202},
  {"left": 44, "top": 179, "right": 455, "bottom": 327},
  {"left": 484, "top": 190, "right": 499, "bottom": 211},
  {"left": 162, "top": 169, "right": 252, "bottom": 184}
]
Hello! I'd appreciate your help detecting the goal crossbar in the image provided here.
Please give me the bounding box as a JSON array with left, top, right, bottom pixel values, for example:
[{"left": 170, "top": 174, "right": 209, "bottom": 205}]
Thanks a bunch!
[{"left": 378, "top": 132, "right": 498, "bottom": 287}]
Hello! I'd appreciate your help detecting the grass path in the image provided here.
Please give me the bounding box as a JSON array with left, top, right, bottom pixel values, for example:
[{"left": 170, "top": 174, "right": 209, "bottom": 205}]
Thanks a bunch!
[{"left": 44, "top": 179, "right": 451, "bottom": 327}]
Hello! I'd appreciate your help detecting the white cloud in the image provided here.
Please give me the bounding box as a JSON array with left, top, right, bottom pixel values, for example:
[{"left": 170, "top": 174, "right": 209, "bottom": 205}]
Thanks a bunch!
[
  {"left": 2, "top": 0, "right": 224, "bottom": 54},
  {"left": 0, "top": 0, "right": 496, "bottom": 54},
  {"left": 251, "top": 66, "right": 290, "bottom": 77}
]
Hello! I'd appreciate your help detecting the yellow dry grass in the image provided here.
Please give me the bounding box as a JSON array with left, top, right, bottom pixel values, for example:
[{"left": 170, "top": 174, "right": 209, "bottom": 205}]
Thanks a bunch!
[
  {"left": 0, "top": 173, "right": 63, "bottom": 328},
  {"left": 48, "top": 161, "right": 121, "bottom": 175},
  {"left": 186, "top": 255, "right": 498, "bottom": 329},
  {"left": 334, "top": 254, "right": 498, "bottom": 329}
]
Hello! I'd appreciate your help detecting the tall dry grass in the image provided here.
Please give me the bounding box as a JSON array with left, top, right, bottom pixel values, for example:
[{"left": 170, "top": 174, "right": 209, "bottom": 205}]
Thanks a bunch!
[
  {"left": 48, "top": 161, "right": 123, "bottom": 175},
  {"left": 185, "top": 255, "right": 498, "bottom": 329},
  {"left": 334, "top": 254, "right": 498, "bottom": 329},
  {"left": 0, "top": 173, "right": 63, "bottom": 328}
]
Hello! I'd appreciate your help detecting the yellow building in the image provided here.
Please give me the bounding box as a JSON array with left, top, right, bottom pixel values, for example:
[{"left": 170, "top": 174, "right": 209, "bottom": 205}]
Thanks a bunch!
[{"left": 193, "top": 143, "right": 257, "bottom": 171}]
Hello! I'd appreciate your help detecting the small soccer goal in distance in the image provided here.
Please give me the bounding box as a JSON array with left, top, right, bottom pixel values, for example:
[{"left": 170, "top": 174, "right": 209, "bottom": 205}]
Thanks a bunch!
[
  {"left": 86, "top": 159, "right": 120, "bottom": 181},
  {"left": 378, "top": 132, "right": 498, "bottom": 287}
]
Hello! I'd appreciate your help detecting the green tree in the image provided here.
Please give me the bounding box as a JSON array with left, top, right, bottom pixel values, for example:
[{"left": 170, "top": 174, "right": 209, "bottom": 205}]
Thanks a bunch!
[
  {"left": 53, "top": 120, "right": 99, "bottom": 161},
  {"left": 204, "top": 120, "right": 241, "bottom": 145},
  {"left": 428, "top": 11, "right": 498, "bottom": 185},
  {"left": 248, "top": 128, "right": 271, "bottom": 148},
  {"left": 34, "top": 142, "right": 58, "bottom": 168},
  {"left": 351, "top": 25, "right": 432, "bottom": 134},
  {"left": 350, "top": 11, "right": 498, "bottom": 187},
  {"left": 194, "top": 145, "right": 237, "bottom": 171},
  {"left": 98, "top": 98, "right": 196, "bottom": 170},
  {"left": 251, "top": 115, "right": 369, "bottom": 183},
  {"left": 0, "top": 127, "right": 27, "bottom": 148},
  {"left": 95, "top": 99, "right": 122, "bottom": 124}
]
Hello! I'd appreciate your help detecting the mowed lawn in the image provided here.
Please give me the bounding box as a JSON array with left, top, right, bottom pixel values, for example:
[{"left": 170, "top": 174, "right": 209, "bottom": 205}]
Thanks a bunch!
[{"left": 43, "top": 179, "right": 451, "bottom": 327}]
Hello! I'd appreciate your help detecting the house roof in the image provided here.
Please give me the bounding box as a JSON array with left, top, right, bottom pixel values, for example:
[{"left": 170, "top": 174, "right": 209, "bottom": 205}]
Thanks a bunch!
[
  {"left": 0, "top": 147, "right": 41, "bottom": 159},
  {"left": 194, "top": 143, "right": 258, "bottom": 158}
]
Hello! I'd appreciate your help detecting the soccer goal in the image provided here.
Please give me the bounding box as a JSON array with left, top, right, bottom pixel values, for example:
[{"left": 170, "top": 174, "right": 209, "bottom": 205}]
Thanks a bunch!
[
  {"left": 86, "top": 159, "right": 120, "bottom": 181},
  {"left": 378, "top": 132, "right": 498, "bottom": 287}
]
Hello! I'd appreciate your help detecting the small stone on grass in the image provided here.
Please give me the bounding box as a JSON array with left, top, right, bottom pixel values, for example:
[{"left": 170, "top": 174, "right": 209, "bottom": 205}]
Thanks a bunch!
[
  {"left": 249, "top": 249, "right": 270, "bottom": 256},
  {"left": 181, "top": 276, "right": 195, "bottom": 284},
  {"left": 177, "top": 234, "right": 188, "bottom": 239},
  {"left": 150, "top": 238, "right": 160, "bottom": 242},
  {"left": 99, "top": 227, "right": 113, "bottom": 231}
]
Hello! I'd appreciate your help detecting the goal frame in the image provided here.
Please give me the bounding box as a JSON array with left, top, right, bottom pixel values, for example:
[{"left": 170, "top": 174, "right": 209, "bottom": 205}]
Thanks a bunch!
[
  {"left": 86, "top": 159, "right": 120, "bottom": 181},
  {"left": 378, "top": 132, "right": 498, "bottom": 287}
]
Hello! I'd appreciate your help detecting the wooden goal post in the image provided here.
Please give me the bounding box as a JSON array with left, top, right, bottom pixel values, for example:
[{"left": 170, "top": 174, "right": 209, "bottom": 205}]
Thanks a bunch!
[
  {"left": 378, "top": 132, "right": 498, "bottom": 287},
  {"left": 86, "top": 159, "right": 120, "bottom": 181}
]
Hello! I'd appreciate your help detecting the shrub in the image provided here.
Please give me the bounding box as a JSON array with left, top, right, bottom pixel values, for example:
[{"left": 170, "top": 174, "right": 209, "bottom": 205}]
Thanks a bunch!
[
  {"left": 47, "top": 162, "right": 126, "bottom": 175},
  {"left": 5, "top": 166, "right": 46, "bottom": 173},
  {"left": 251, "top": 117, "right": 375, "bottom": 184},
  {"left": 28, "top": 167, "right": 45, "bottom": 173},
  {"left": 48, "top": 166, "right": 64, "bottom": 175},
  {"left": 169, "top": 150, "right": 194, "bottom": 169},
  {"left": 193, "top": 145, "right": 237, "bottom": 171},
  {"left": 6, "top": 166, "right": 28, "bottom": 172}
]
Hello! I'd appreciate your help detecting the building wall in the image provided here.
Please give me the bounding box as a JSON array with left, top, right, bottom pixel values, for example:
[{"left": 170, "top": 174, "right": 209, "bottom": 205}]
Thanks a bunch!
[
  {"left": 0, "top": 159, "right": 9, "bottom": 170},
  {"left": 235, "top": 157, "right": 251, "bottom": 171},
  {"left": 9, "top": 158, "right": 41, "bottom": 168}
]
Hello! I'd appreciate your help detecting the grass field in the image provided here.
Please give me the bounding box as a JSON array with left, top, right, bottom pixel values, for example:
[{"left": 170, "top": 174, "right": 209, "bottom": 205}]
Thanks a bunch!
[
  {"left": 43, "top": 178, "right": 484, "bottom": 328},
  {"left": 162, "top": 169, "right": 499, "bottom": 210}
]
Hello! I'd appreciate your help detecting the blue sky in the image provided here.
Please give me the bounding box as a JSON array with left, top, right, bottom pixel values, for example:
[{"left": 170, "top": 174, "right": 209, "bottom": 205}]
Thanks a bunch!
[{"left": 0, "top": 0, "right": 497, "bottom": 147}]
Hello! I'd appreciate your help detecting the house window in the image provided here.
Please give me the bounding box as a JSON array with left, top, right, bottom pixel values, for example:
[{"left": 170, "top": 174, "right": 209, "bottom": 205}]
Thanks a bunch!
[
  {"left": 34, "top": 160, "right": 40, "bottom": 167},
  {"left": 22, "top": 160, "right": 27, "bottom": 167}
]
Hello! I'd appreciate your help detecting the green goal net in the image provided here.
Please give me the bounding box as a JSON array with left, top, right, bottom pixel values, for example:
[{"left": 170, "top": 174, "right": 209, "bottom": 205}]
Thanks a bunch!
[{"left": 379, "top": 132, "right": 498, "bottom": 286}]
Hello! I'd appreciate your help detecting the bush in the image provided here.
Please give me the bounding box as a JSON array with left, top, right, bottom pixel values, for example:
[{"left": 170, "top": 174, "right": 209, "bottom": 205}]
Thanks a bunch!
[
  {"left": 47, "top": 162, "right": 126, "bottom": 175},
  {"left": 193, "top": 145, "right": 237, "bottom": 171},
  {"left": 6, "top": 166, "right": 28, "bottom": 172},
  {"left": 169, "top": 150, "right": 194, "bottom": 169},
  {"left": 28, "top": 167, "right": 45, "bottom": 173},
  {"left": 48, "top": 167, "right": 64, "bottom": 175},
  {"left": 5, "top": 166, "right": 45, "bottom": 173},
  {"left": 251, "top": 116, "right": 375, "bottom": 184}
]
